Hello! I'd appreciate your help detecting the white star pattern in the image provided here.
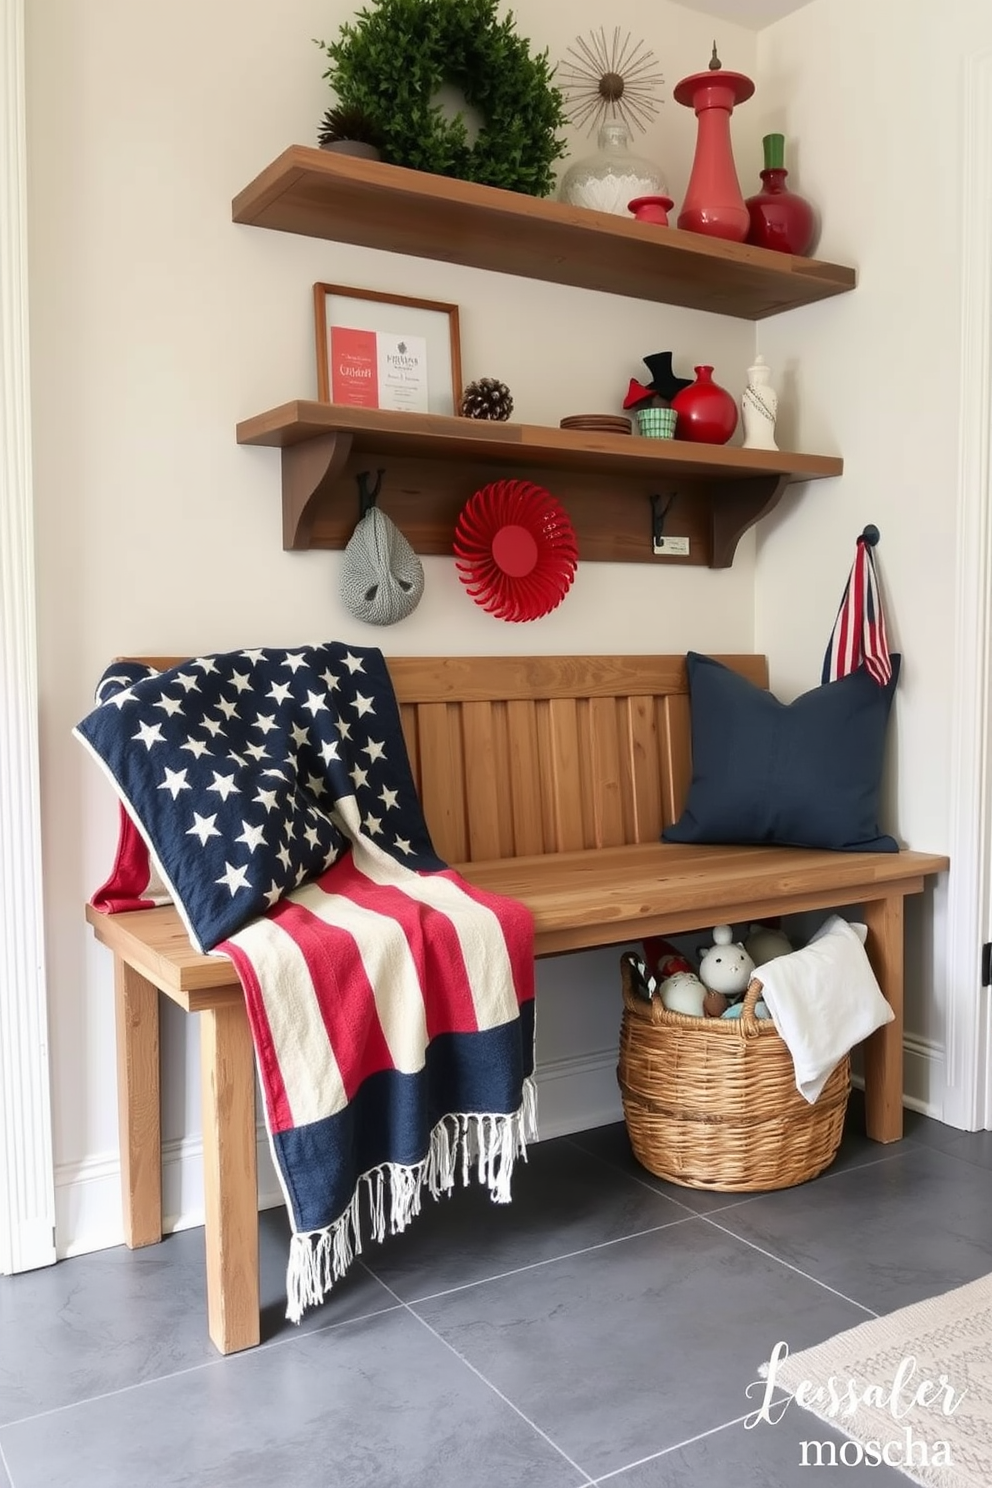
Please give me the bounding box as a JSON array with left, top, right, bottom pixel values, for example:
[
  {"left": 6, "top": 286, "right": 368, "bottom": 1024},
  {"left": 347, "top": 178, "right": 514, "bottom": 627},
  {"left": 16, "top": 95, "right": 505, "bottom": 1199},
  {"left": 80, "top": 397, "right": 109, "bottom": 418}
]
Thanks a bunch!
[
  {"left": 158, "top": 766, "right": 191, "bottom": 799},
  {"left": 186, "top": 812, "right": 222, "bottom": 846},
  {"left": 133, "top": 720, "right": 165, "bottom": 750},
  {"left": 78, "top": 642, "right": 433, "bottom": 949},
  {"left": 215, "top": 861, "right": 251, "bottom": 896},
  {"left": 235, "top": 821, "right": 267, "bottom": 854},
  {"left": 303, "top": 690, "right": 329, "bottom": 718},
  {"left": 206, "top": 772, "right": 240, "bottom": 801},
  {"left": 154, "top": 695, "right": 185, "bottom": 717}
]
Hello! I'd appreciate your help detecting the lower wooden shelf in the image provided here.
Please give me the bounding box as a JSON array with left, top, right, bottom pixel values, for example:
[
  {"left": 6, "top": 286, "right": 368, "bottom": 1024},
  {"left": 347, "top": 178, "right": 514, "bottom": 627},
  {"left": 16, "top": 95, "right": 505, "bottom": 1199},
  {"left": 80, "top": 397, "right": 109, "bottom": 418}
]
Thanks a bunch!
[{"left": 235, "top": 402, "right": 843, "bottom": 568}]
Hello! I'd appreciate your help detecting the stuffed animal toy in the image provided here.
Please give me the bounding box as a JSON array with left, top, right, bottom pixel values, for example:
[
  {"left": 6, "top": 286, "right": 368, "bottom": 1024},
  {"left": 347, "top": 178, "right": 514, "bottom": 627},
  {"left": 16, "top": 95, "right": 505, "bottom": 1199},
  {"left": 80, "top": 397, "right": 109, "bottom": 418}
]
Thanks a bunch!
[
  {"left": 658, "top": 968, "right": 708, "bottom": 1018},
  {"left": 721, "top": 997, "right": 772, "bottom": 1020},
  {"left": 697, "top": 925, "right": 755, "bottom": 1017},
  {"left": 744, "top": 922, "right": 793, "bottom": 968},
  {"left": 642, "top": 936, "right": 695, "bottom": 984}
]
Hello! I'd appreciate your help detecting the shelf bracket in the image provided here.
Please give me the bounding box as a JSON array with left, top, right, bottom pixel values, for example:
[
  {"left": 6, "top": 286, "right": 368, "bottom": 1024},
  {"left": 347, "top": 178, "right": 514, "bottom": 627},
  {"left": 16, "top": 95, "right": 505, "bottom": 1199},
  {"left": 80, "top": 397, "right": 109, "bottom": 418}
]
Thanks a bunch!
[
  {"left": 281, "top": 432, "right": 354, "bottom": 550},
  {"left": 709, "top": 474, "right": 792, "bottom": 568}
]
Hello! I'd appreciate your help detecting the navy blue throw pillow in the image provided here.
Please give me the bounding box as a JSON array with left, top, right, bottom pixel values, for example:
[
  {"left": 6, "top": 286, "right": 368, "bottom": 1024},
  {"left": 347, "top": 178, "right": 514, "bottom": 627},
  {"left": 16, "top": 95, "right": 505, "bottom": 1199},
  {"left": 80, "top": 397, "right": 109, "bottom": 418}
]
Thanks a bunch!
[{"left": 662, "top": 652, "right": 901, "bottom": 853}]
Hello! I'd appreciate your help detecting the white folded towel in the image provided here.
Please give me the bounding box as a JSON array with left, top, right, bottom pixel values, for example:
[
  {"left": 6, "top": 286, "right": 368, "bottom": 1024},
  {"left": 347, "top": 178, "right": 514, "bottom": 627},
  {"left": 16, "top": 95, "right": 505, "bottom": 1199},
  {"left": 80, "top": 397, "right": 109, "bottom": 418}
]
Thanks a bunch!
[{"left": 753, "top": 915, "right": 894, "bottom": 1103}]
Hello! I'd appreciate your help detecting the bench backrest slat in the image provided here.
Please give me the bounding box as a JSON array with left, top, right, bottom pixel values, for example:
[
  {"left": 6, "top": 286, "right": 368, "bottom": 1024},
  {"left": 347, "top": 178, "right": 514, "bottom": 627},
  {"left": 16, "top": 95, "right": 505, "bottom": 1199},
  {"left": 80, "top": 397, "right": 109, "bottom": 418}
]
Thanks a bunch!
[
  {"left": 126, "top": 653, "right": 769, "bottom": 867},
  {"left": 387, "top": 655, "right": 768, "bottom": 863}
]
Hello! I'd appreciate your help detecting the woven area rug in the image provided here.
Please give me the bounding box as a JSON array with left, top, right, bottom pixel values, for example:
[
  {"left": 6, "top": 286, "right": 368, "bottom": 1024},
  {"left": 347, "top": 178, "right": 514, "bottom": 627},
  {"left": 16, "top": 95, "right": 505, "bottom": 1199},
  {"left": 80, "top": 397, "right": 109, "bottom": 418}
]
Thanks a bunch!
[{"left": 764, "top": 1275, "right": 992, "bottom": 1486}]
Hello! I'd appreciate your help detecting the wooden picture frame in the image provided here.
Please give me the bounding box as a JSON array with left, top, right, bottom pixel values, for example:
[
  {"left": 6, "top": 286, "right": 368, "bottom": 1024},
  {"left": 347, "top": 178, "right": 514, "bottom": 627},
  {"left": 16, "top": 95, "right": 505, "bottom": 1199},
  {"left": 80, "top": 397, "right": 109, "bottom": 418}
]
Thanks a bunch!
[{"left": 314, "top": 284, "right": 462, "bottom": 417}]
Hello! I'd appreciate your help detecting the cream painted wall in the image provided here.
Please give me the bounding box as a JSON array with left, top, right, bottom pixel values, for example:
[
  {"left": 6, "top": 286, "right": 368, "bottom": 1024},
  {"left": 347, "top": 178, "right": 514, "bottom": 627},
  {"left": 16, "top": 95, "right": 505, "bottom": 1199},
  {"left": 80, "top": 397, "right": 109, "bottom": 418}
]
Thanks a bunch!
[
  {"left": 26, "top": 1, "right": 767, "bottom": 1252},
  {"left": 753, "top": 0, "right": 992, "bottom": 1110}
]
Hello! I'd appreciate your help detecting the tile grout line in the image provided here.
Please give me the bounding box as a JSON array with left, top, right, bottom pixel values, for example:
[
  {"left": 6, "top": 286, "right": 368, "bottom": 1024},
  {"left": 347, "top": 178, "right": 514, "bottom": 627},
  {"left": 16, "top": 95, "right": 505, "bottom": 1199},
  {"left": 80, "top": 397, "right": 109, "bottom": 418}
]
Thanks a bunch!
[
  {"left": 361, "top": 1263, "right": 598, "bottom": 1487},
  {"left": 699, "top": 1215, "right": 880, "bottom": 1318},
  {"left": 0, "top": 1298, "right": 409, "bottom": 1430},
  {"left": 390, "top": 1212, "right": 702, "bottom": 1306},
  {"left": 586, "top": 1405, "right": 780, "bottom": 1484}
]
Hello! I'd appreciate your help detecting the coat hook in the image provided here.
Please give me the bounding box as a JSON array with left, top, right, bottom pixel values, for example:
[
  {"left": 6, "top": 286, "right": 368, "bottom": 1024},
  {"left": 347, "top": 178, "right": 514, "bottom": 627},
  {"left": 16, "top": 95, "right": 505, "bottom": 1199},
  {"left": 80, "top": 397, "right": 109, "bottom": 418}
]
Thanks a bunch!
[
  {"left": 860, "top": 524, "right": 880, "bottom": 547},
  {"left": 356, "top": 468, "right": 385, "bottom": 518},
  {"left": 651, "top": 493, "right": 676, "bottom": 546}
]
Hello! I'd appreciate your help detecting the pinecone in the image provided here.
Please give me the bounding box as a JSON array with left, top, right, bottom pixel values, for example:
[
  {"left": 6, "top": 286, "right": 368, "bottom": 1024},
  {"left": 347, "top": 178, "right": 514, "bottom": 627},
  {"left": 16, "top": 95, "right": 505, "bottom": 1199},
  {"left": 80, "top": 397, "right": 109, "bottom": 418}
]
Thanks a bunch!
[{"left": 459, "top": 378, "right": 514, "bottom": 421}]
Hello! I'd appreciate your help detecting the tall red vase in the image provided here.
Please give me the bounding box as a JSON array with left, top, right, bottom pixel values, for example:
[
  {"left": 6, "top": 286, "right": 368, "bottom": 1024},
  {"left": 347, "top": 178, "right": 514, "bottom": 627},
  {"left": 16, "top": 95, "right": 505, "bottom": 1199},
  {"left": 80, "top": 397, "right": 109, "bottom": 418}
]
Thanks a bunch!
[
  {"left": 746, "top": 134, "right": 816, "bottom": 256},
  {"left": 674, "top": 47, "right": 754, "bottom": 242},
  {"left": 671, "top": 366, "right": 738, "bottom": 445}
]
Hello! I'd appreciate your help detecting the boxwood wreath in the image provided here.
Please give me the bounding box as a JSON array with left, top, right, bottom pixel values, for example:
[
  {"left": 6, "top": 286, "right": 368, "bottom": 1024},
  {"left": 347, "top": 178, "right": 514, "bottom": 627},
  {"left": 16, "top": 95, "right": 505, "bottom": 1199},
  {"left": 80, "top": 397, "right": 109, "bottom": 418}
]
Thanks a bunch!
[{"left": 315, "top": 0, "right": 567, "bottom": 196}]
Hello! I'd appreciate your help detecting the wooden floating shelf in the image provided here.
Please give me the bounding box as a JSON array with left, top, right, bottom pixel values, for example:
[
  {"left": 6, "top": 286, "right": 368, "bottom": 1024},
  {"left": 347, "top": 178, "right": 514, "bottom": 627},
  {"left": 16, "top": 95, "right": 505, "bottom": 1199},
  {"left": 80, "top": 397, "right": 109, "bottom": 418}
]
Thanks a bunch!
[
  {"left": 237, "top": 403, "right": 843, "bottom": 568},
  {"left": 232, "top": 146, "right": 856, "bottom": 321}
]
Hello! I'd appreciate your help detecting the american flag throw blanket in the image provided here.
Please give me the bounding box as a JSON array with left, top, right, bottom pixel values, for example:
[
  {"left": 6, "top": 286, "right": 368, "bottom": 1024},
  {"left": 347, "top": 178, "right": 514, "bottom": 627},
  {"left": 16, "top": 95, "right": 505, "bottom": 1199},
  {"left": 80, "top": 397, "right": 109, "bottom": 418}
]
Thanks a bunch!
[{"left": 74, "top": 643, "right": 536, "bottom": 1320}]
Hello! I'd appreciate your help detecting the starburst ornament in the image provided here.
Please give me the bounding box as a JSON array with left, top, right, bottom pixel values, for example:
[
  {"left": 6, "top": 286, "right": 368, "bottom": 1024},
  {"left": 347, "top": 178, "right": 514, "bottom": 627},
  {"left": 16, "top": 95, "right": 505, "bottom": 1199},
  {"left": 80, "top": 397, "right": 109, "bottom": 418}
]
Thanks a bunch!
[{"left": 558, "top": 27, "right": 665, "bottom": 136}]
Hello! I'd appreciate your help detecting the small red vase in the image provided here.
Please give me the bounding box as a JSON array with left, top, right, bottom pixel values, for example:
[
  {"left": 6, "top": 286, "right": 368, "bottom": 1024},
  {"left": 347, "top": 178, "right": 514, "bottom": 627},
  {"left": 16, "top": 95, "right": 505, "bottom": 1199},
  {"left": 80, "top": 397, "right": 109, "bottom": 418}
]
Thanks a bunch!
[
  {"left": 671, "top": 365, "right": 738, "bottom": 445},
  {"left": 746, "top": 134, "right": 816, "bottom": 256}
]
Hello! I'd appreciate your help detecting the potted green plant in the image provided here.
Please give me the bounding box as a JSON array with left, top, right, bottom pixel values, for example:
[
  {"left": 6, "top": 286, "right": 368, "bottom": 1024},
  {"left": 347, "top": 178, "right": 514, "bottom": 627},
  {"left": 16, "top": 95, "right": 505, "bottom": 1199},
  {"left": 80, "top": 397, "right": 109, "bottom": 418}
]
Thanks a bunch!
[{"left": 317, "top": 104, "right": 385, "bottom": 160}]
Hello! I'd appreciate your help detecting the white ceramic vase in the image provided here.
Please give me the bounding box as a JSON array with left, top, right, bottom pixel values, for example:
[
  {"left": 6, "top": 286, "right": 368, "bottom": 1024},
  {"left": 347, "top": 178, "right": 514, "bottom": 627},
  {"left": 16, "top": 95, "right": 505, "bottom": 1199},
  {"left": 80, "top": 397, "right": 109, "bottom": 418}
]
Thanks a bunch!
[{"left": 741, "top": 355, "right": 779, "bottom": 450}]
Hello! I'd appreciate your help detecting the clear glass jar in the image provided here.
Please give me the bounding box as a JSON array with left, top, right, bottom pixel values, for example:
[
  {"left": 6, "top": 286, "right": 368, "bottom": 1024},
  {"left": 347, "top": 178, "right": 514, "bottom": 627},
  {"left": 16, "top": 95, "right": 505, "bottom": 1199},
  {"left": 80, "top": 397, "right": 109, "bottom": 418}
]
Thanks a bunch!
[{"left": 558, "top": 121, "right": 668, "bottom": 215}]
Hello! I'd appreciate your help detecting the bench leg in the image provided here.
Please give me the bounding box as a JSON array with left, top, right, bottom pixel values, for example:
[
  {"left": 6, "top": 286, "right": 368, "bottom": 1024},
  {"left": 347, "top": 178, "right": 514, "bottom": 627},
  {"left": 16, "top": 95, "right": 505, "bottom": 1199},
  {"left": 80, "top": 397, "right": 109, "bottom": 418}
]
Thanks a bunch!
[
  {"left": 114, "top": 959, "right": 162, "bottom": 1247},
  {"left": 861, "top": 895, "right": 904, "bottom": 1144},
  {"left": 199, "top": 1002, "right": 260, "bottom": 1354}
]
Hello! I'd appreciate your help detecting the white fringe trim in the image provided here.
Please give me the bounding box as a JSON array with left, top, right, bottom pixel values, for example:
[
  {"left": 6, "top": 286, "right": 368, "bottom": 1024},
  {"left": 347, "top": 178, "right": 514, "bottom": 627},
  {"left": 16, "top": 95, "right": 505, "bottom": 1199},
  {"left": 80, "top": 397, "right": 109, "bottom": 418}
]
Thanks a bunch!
[{"left": 285, "top": 1076, "right": 538, "bottom": 1323}]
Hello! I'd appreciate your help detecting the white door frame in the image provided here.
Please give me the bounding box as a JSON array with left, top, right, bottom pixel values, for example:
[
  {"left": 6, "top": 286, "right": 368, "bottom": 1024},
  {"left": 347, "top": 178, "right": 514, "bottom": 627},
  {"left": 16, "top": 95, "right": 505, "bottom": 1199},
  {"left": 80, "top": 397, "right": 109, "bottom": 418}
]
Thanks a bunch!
[
  {"left": 942, "top": 48, "right": 992, "bottom": 1132},
  {"left": 0, "top": 0, "right": 56, "bottom": 1272}
]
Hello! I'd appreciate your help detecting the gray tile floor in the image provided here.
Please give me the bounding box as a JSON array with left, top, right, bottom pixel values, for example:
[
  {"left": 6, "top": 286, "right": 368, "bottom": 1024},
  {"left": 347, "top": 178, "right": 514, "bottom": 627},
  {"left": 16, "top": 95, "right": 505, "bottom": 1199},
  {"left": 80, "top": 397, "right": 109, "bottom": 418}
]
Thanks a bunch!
[{"left": 1, "top": 1096, "right": 990, "bottom": 1487}]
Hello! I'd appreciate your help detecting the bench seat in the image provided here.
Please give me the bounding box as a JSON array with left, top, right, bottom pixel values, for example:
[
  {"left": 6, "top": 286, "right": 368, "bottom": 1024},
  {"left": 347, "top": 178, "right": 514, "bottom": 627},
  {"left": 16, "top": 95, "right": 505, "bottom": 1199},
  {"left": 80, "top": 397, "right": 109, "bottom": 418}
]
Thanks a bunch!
[{"left": 85, "top": 653, "right": 949, "bottom": 1356}]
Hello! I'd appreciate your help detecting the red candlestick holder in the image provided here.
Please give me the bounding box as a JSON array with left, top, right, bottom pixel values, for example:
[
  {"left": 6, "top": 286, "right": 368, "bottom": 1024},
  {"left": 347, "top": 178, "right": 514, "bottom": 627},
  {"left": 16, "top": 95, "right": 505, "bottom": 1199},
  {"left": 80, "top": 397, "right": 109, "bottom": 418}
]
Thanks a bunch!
[{"left": 674, "top": 45, "right": 754, "bottom": 242}]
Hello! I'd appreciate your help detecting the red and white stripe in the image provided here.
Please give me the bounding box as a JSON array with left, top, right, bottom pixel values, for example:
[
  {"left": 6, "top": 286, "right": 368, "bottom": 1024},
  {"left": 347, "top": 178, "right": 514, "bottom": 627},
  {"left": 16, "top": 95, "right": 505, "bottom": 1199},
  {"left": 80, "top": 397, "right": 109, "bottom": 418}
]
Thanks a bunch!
[
  {"left": 822, "top": 536, "right": 892, "bottom": 686},
  {"left": 221, "top": 841, "right": 534, "bottom": 1135}
]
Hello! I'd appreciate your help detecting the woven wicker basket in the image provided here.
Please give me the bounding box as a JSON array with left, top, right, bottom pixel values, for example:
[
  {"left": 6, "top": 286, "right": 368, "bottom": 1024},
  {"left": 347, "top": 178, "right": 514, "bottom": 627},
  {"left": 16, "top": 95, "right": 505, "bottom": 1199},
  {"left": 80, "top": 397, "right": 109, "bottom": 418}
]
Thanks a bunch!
[{"left": 617, "top": 955, "right": 850, "bottom": 1192}]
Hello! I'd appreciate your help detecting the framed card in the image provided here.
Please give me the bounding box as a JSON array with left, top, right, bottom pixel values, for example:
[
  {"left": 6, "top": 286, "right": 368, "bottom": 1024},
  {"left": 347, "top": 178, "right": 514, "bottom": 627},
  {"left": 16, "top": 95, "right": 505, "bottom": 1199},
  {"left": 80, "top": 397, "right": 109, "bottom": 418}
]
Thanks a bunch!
[{"left": 314, "top": 284, "right": 462, "bottom": 416}]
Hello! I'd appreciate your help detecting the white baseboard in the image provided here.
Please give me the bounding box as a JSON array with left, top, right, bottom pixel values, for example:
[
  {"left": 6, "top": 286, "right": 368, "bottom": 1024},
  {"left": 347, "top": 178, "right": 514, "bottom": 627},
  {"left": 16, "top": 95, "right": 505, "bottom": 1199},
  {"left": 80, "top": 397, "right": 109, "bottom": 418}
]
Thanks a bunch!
[
  {"left": 534, "top": 1048, "right": 623, "bottom": 1140},
  {"left": 54, "top": 1037, "right": 943, "bottom": 1257},
  {"left": 55, "top": 1129, "right": 284, "bottom": 1258}
]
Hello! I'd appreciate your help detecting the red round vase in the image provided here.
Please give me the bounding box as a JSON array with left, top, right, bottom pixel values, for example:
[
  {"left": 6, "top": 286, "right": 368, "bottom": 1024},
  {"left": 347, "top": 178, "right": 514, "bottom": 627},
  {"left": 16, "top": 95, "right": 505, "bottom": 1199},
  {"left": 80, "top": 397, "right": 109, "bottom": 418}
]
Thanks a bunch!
[
  {"left": 671, "top": 365, "right": 738, "bottom": 445},
  {"left": 746, "top": 168, "right": 815, "bottom": 255},
  {"left": 745, "top": 134, "right": 816, "bottom": 256}
]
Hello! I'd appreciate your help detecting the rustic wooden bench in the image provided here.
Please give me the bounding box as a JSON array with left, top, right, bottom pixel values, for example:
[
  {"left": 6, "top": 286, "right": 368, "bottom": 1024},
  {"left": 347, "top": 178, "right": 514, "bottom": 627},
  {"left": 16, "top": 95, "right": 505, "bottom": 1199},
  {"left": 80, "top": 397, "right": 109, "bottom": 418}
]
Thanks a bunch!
[{"left": 85, "top": 653, "right": 949, "bottom": 1355}]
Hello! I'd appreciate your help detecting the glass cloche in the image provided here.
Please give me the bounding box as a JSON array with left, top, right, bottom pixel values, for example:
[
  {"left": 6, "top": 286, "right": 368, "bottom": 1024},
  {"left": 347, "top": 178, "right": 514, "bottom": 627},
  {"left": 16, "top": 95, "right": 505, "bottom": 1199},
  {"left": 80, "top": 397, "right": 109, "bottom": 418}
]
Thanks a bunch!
[{"left": 558, "top": 121, "right": 668, "bottom": 215}]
